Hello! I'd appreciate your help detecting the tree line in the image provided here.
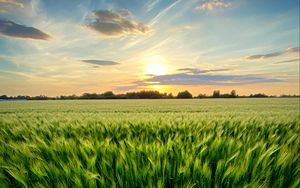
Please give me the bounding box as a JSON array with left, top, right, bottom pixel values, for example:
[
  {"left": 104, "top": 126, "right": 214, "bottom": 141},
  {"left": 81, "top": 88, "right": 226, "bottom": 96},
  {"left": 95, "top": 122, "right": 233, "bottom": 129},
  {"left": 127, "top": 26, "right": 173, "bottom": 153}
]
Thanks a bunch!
[{"left": 0, "top": 90, "right": 299, "bottom": 100}]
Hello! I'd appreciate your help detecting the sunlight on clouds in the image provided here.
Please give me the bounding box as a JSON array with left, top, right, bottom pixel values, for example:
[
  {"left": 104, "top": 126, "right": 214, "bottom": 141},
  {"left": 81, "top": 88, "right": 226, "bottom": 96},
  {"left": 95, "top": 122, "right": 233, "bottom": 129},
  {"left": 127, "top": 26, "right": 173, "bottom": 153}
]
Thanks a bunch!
[
  {"left": 148, "top": 84, "right": 164, "bottom": 91},
  {"left": 0, "top": 0, "right": 299, "bottom": 96}
]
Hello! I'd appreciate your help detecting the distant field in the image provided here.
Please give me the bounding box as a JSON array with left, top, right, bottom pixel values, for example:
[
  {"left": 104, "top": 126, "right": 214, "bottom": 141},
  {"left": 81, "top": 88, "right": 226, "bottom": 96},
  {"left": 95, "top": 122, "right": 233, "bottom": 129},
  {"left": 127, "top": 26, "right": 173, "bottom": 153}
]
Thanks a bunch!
[{"left": 0, "top": 99, "right": 299, "bottom": 187}]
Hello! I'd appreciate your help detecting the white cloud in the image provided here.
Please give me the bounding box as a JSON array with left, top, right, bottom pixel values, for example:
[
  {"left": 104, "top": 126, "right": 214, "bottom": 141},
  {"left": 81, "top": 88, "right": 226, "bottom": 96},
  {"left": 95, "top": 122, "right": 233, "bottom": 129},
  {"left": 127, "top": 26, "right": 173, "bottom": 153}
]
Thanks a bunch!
[
  {"left": 195, "top": 0, "right": 231, "bottom": 11},
  {"left": 0, "top": 0, "right": 23, "bottom": 8},
  {"left": 150, "top": 0, "right": 182, "bottom": 26},
  {"left": 145, "top": 0, "right": 160, "bottom": 12}
]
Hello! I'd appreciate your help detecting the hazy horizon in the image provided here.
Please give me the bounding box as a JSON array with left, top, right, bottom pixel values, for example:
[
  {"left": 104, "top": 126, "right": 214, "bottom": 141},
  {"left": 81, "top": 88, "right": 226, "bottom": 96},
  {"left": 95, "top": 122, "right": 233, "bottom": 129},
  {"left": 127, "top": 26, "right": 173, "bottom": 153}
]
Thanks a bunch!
[{"left": 0, "top": 0, "right": 299, "bottom": 96}]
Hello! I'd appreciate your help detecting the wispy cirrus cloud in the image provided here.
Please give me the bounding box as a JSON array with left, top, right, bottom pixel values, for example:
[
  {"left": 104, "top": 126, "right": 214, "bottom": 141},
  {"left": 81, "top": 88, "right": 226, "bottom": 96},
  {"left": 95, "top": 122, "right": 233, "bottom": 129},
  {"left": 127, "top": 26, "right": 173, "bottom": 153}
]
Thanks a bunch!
[
  {"left": 115, "top": 85, "right": 141, "bottom": 91},
  {"left": 0, "top": 0, "right": 23, "bottom": 9},
  {"left": 246, "top": 52, "right": 283, "bottom": 60},
  {"left": 286, "top": 47, "right": 300, "bottom": 54},
  {"left": 273, "top": 58, "right": 299, "bottom": 65},
  {"left": 149, "top": 0, "right": 182, "bottom": 26},
  {"left": 195, "top": 0, "right": 231, "bottom": 11},
  {"left": 178, "top": 68, "right": 230, "bottom": 74},
  {"left": 246, "top": 47, "right": 299, "bottom": 60},
  {"left": 145, "top": 0, "right": 161, "bottom": 12},
  {"left": 81, "top": 59, "right": 120, "bottom": 66},
  {"left": 85, "top": 10, "right": 150, "bottom": 37},
  {"left": 0, "top": 19, "right": 51, "bottom": 40}
]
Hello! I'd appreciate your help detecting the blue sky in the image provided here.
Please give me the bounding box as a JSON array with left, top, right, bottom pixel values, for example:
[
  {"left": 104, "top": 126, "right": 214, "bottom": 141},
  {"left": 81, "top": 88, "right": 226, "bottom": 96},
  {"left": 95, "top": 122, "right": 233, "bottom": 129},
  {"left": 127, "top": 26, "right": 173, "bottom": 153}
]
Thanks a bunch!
[{"left": 0, "top": 0, "right": 299, "bottom": 96}]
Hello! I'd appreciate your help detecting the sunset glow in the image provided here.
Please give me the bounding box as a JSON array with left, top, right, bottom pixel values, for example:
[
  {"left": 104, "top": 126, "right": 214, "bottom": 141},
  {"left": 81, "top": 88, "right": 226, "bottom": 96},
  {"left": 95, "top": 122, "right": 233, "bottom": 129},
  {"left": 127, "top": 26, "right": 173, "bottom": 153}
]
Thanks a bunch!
[
  {"left": 0, "top": 0, "right": 299, "bottom": 96},
  {"left": 146, "top": 64, "right": 168, "bottom": 76}
]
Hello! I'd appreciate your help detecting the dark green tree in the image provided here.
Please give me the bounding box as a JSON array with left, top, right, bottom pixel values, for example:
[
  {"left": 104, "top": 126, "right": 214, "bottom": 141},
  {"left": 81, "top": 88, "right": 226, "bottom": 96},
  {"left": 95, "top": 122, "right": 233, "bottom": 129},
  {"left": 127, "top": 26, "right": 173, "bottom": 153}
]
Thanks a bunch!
[
  {"left": 230, "top": 90, "right": 237, "bottom": 98},
  {"left": 213, "top": 90, "right": 220, "bottom": 98},
  {"left": 103, "top": 91, "right": 115, "bottom": 99},
  {"left": 177, "top": 90, "right": 193, "bottom": 98}
]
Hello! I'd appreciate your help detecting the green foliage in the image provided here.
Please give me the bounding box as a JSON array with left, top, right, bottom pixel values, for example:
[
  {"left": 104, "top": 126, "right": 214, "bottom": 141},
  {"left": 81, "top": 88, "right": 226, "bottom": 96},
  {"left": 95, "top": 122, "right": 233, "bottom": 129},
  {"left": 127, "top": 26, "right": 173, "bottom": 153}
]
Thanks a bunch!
[
  {"left": 177, "top": 90, "right": 193, "bottom": 98},
  {"left": 0, "top": 99, "right": 299, "bottom": 187}
]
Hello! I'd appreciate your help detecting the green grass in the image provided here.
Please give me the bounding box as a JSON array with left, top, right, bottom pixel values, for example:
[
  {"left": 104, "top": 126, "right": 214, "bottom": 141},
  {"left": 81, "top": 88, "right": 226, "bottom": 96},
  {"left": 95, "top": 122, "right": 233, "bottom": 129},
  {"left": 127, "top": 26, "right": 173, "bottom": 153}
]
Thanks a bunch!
[{"left": 0, "top": 99, "right": 299, "bottom": 187}]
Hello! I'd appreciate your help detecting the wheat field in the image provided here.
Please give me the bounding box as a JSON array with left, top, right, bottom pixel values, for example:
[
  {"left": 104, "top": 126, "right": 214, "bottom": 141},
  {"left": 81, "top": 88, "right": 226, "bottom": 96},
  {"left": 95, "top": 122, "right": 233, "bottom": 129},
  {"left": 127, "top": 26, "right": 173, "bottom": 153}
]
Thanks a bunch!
[{"left": 0, "top": 99, "right": 299, "bottom": 187}]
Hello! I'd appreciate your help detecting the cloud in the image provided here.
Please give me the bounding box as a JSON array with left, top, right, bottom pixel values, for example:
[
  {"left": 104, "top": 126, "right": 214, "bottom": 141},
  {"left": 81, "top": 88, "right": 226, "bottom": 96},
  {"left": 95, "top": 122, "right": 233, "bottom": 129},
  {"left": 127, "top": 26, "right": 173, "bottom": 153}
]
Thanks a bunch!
[
  {"left": 195, "top": 0, "right": 231, "bottom": 11},
  {"left": 286, "top": 47, "right": 300, "bottom": 54},
  {"left": 0, "top": 0, "right": 23, "bottom": 8},
  {"left": 149, "top": 0, "right": 182, "bottom": 26},
  {"left": 177, "top": 68, "right": 230, "bottom": 74},
  {"left": 145, "top": 0, "right": 160, "bottom": 12},
  {"left": 246, "top": 52, "right": 283, "bottom": 60},
  {"left": 126, "top": 66, "right": 282, "bottom": 86},
  {"left": 116, "top": 68, "right": 233, "bottom": 91},
  {"left": 246, "top": 47, "right": 300, "bottom": 60},
  {"left": 85, "top": 10, "right": 150, "bottom": 37},
  {"left": 273, "top": 58, "right": 299, "bottom": 64},
  {"left": 133, "top": 68, "right": 281, "bottom": 86},
  {"left": 116, "top": 85, "right": 141, "bottom": 91},
  {"left": 0, "top": 19, "right": 50, "bottom": 40},
  {"left": 138, "top": 73, "right": 282, "bottom": 86},
  {"left": 81, "top": 60, "right": 120, "bottom": 66}
]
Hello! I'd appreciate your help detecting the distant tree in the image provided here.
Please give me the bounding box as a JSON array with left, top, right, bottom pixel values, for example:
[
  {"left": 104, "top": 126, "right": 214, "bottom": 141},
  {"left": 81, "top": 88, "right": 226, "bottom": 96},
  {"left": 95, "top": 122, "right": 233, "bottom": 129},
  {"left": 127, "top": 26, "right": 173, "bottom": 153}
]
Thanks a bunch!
[
  {"left": 8, "top": 89, "right": 300, "bottom": 100},
  {"left": 249, "top": 93, "right": 268, "bottom": 98},
  {"left": 103, "top": 91, "right": 115, "bottom": 99},
  {"left": 0, "top": 95, "right": 8, "bottom": 99},
  {"left": 230, "top": 90, "right": 237, "bottom": 98},
  {"left": 115, "top": 94, "right": 126, "bottom": 99},
  {"left": 137, "top": 90, "right": 162, "bottom": 99},
  {"left": 162, "top": 92, "right": 168, "bottom": 99},
  {"left": 168, "top": 93, "right": 174, "bottom": 98},
  {"left": 177, "top": 90, "right": 193, "bottom": 99},
  {"left": 60, "top": 95, "right": 77, "bottom": 100},
  {"left": 70, "top": 94, "right": 78, "bottom": 99},
  {"left": 280, "top": 94, "right": 299, "bottom": 98},
  {"left": 29, "top": 95, "right": 50, "bottom": 100},
  {"left": 16, "top": 95, "right": 30, "bottom": 100},
  {"left": 212, "top": 90, "right": 220, "bottom": 98},
  {"left": 81, "top": 93, "right": 99, "bottom": 99},
  {"left": 221, "top": 93, "right": 230, "bottom": 98},
  {"left": 196, "top": 93, "right": 207, "bottom": 98},
  {"left": 126, "top": 92, "right": 138, "bottom": 99}
]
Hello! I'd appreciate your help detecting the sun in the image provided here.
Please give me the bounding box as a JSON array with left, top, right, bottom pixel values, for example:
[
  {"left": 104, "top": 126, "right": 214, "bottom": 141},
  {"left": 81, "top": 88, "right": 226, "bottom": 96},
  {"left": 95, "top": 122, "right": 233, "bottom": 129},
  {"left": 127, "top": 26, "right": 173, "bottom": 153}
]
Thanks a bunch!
[
  {"left": 144, "top": 56, "right": 168, "bottom": 76},
  {"left": 146, "top": 64, "right": 167, "bottom": 76}
]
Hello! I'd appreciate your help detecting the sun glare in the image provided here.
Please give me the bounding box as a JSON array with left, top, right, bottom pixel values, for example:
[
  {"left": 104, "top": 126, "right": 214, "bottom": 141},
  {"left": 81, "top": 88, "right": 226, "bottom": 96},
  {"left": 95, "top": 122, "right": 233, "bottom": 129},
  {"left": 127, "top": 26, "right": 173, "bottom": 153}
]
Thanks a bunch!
[
  {"left": 150, "top": 85, "right": 163, "bottom": 90},
  {"left": 144, "top": 55, "right": 168, "bottom": 76},
  {"left": 146, "top": 64, "right": 167, "bottom": 76}
]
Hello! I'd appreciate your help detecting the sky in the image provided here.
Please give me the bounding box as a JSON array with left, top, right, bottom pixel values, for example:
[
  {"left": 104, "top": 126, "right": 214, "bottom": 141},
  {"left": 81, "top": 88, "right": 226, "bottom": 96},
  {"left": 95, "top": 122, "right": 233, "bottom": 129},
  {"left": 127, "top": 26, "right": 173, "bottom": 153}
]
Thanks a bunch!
[{"left": 0, "top": 0, "right": 299, "bottom": 96}]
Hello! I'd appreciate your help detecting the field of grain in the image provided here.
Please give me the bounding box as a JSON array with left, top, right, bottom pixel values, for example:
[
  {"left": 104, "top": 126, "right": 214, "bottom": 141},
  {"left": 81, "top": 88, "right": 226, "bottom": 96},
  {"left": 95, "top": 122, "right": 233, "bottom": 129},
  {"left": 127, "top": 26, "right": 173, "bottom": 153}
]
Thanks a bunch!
[{"left": 0, "top": 99, "right": 299, "bottom": 187}]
